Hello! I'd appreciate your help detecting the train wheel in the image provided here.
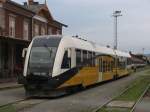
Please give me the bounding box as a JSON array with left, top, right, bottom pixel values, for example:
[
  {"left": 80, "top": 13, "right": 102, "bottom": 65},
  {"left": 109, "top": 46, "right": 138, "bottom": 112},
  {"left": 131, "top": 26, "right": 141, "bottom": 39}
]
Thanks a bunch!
[{"left": 113, "top": 75, "right": 118, "bottom": 80}]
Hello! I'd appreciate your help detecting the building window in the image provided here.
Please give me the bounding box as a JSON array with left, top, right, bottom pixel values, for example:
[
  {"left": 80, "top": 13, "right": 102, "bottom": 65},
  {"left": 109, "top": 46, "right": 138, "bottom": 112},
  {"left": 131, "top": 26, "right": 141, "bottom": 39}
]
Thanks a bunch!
[
  {"left": 41, "top": 26, "right": 46, "bottom": 35},
  {"left": 57, "top": 30, "right": 61, "bottom": 35},
  {"left": 48, "top": 27, "right": 52, "bottom": 35},
  {"left": 9, "top": 16, "right": 15, "bottom": 37},
  {"left": 34, "top": 24, "right": 39, "bottom": 36},
  {"left": 56, "top": 30, "right": 61, "bottom": 35},
  {"left": 23, "top": 20, "right": 29, "bottom": 40}
]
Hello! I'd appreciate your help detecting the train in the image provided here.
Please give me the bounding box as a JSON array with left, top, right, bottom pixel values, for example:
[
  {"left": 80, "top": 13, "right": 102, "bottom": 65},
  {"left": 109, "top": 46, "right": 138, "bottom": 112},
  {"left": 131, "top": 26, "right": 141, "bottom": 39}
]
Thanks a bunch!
[{"left": 19, "top": 35, "right": 146, "bottom": 97}]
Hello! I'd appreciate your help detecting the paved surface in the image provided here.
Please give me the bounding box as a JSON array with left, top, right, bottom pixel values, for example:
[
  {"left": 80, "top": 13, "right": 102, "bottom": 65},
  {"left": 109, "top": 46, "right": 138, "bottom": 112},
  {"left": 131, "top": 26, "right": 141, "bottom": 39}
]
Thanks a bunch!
[
  {"left": 14, "top": 99, "right": 47, "bottom": 112},
  {"left": 0, "top": 82, "right": 22, "bottom": 90},
  {"left": 0, "top": 88, "right": 25, "bottom": 106},
  {"left": 107, "top": 100, "right": 135, "bottom": 108},
  {"left": 134, "top": 97, "right": 150, "bottom": 112},
  {"left": 19, "top": 72, "right": 142, "bottom": 112}
]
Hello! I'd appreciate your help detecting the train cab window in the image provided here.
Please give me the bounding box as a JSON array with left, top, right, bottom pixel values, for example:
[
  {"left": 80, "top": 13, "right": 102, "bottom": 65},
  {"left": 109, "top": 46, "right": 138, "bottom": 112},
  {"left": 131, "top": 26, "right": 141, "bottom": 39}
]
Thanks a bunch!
[
  {"left": 61, "top": 51, "right": 71, "bottom": 69},
  {"left": 76, "top": 49, "right": 82, "bottom": 67}
]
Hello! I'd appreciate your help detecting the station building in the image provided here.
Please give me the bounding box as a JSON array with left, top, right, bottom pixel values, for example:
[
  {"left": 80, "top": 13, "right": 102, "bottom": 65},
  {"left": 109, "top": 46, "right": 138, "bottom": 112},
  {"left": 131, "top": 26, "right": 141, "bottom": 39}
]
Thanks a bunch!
[{"left": 0, "top": 0, "right": 67, "bottom": 82}]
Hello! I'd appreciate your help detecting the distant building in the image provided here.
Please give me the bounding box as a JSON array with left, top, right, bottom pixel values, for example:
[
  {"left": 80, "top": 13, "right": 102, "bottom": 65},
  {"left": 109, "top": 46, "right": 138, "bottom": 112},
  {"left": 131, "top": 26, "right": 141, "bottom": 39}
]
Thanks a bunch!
[
  {"left": 145, "top": 54, "right": 150, "bottom": 64},
  {"left": 0, "top": 0, "right": 67, "bottom": 82},
  {"left": 129, "top": 52, "right": 148, "bottom": 64}
]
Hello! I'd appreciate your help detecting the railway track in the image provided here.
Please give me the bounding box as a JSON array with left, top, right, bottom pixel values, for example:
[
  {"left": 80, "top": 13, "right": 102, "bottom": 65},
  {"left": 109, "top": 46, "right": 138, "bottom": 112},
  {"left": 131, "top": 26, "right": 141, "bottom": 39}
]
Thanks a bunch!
[
  {"left": 0, "top": 89, "right": 69, "bottom": 112},
  {"left": 92, "top": 78, "right": 137, "bottom": 112},
  {"left": 93, "top": 69, "right": 150, "bottom": 112},
  {"left": 0, "top": 97, "right": 48, "bottom": 112},
  {"left": 131, "top": 84, "right": 150, "bottom": 112},
  {"left": 0, "top": 69, "right": 148, "bottom": 112}
]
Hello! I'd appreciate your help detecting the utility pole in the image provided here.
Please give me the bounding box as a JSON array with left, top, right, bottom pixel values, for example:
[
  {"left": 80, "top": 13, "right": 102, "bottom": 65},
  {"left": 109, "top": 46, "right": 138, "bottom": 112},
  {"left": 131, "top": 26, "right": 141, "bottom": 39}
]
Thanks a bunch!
[
  {"left": 112, "top": 11, "right": 122, "bottom": 78},
  {"left": 142, "top": 48, "right": 145, "bottom": 54},
  {"left": 112, "top": 11, "right": 122, "bottom": 50}
]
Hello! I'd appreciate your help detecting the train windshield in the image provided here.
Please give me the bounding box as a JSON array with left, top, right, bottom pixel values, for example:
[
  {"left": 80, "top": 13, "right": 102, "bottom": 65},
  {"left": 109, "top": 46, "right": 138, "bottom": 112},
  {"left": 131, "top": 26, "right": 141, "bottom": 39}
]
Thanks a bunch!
[{"left": 27, "top": 37, "right": 61, "bottom": 76}]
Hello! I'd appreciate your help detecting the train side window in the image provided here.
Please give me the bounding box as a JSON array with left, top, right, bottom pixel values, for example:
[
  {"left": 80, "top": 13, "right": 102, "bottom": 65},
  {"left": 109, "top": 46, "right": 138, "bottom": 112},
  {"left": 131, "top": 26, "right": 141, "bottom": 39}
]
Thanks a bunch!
[
  {"left": 107, "top": 61, "right": 110, "bottom": 71},
  {"left": 106, "top": 61, "right": 108, "bottom": 72},
  {"left": 76, "top": 49, "right": 82, "bottom": 67},
  {"left": 101, "top": 58, "right": 103, "bottom": 72},
  {"left": 61, "top": 51, "right": 71, "bottom": 69},
  {"left": 83, "top": 50, "right": 87, "bottom": 65},
  {"left": 109, "top": 61, "right": 111, "bottom": 71},
  {"left": 92, "top": 52, "right": 96, "bottom": 66},
  {"left": 83, "top": 51, "right": 87, "bottom": 60},
  {"left": 103, "top": 61, "right": 106, "bottom": 72},
  {"left": 111, "top": 61, "right": 113, "bottom": 71},
  {"left": 88, "top": 51, "right": 92, "bottom": 66},
  {"left": 99, "top": 58, "right": 102, "bottom": 72},
  {"left": 104, "top": 61, "right": 106, "bottom": 72}
]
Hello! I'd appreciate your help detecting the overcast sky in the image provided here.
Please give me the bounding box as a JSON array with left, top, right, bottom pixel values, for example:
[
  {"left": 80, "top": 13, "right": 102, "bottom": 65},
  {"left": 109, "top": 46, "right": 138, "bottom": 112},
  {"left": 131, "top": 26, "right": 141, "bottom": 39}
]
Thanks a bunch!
[{"left": 14, "top": 0, "right": 150, "bottom": 54}]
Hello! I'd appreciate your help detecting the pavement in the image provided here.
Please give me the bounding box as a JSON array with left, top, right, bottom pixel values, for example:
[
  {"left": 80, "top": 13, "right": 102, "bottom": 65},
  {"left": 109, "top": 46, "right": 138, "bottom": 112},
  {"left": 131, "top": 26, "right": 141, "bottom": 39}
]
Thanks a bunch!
[
  {"left": 0, "top": 82, "right": 23, "bottom": 90},
  {"left": 0, "top": 88, "right": 25, "bottom": 106},
  {"left": 134, "top": 97, "right": 150, "bottom": 112},
  {"left": 0, "top": 82, "right": 24, "bottom": 106},
  {"left": 107, "top": 100, "right": 135, "bottom": 108}
]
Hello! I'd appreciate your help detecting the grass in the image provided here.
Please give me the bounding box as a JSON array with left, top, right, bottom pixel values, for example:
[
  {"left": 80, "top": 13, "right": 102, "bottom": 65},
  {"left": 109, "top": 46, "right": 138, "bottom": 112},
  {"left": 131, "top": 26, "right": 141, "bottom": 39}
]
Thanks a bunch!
[
  {"left": 116, "top": 76, "right": 150, "bottom": 101},
  {"left": 145, "top": 70, "right": 150, "bottom": 75},
  {"left": 98, "top": 107, "right": 130, "bottom": 112},
  {"left": 0, "top": 105, "right": 16, "bottom": 112}
]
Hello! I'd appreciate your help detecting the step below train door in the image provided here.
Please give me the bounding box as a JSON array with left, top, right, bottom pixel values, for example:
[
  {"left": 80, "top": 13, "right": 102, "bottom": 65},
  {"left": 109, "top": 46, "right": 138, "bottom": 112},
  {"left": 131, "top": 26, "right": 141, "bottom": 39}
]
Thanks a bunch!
[{"left": 98, "top": 56, "right": 103, "bottom": 82}]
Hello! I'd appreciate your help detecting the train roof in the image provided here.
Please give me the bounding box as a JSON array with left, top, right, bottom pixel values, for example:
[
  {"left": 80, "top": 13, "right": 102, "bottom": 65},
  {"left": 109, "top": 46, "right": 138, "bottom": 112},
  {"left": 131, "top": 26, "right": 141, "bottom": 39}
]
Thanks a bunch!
[
  {"left": 115, "top": 50, "right": 131, "bottom": 58},
  {"left": 33, "top": 35, "right": 131, "bottom": 58}
]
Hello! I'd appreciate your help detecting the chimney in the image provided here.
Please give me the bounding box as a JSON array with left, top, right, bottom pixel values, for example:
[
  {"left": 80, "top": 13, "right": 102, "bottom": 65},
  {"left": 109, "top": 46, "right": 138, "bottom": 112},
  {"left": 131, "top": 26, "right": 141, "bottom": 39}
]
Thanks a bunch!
[{"left": 28, "top": 0, "right": 34, "bottom": 5}]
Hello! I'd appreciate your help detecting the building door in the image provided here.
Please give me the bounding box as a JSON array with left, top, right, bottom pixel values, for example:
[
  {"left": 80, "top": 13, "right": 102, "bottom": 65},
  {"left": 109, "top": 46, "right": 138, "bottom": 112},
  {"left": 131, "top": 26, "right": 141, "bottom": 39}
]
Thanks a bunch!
[{"left": 14, "top": 44, "right": 24, "bottom": 76}]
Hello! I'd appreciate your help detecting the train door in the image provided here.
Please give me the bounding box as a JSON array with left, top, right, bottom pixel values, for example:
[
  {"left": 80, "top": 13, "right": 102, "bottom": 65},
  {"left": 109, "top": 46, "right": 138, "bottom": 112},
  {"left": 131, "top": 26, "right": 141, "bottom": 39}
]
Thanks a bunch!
[{"left": 98, "top": 57, "right": 103, "bottom": 82}]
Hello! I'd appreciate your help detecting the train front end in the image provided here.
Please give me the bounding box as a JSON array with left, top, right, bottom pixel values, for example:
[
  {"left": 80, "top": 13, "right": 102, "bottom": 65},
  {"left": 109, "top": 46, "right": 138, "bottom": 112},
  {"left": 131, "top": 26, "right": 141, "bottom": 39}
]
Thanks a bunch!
[{"left": 21, "top": 36, "right": 63, "bottom": 97}]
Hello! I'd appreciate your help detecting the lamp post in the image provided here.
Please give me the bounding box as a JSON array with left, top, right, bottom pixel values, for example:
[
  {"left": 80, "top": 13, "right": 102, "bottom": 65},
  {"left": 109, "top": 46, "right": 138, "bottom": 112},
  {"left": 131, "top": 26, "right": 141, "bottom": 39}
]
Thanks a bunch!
[{"left": 112, "top": 11, "right": 122, "bottom": 50}]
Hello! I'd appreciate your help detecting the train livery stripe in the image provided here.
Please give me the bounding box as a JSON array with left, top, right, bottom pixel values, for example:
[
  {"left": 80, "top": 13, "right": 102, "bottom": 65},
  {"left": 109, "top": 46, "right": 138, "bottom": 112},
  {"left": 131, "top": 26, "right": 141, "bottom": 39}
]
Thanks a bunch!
[
  {"left": 52, "top": 67, "right": 82, "bottom": 88},
  {"left": 58, "top": 66, "right": 99, "bottom": 88}
]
